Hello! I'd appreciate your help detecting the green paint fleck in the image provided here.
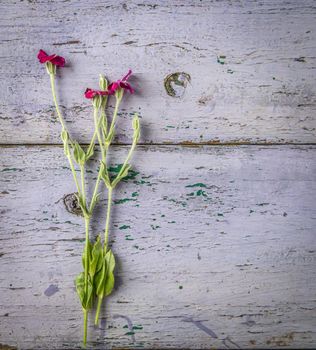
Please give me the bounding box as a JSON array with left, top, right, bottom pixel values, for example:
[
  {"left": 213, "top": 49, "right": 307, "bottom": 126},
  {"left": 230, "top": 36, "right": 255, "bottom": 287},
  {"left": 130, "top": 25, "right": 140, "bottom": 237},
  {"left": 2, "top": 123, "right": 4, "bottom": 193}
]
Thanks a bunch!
[
  {"left": 125, "top": 331, "right": 135, "bottom": 336},
  {"left": 1, "top": 168, "right": 22, "bottom": 172},
  {"left": 217, "top": 55, "right": 226, "bottom": 64},
  {"left": 123, "top": 325, "right": 128, "bottom": 329},
  {"left": 179, "top": 285, "right": 183, "bottom": 290},
  {"left": 132, "top": 325, "right": 143, "bottom": 330},
  {"left": 168, "top": 221, "right": 176, "bottom": 224},
  {"left": 186, "top": 183, "right": 207, "bottom": 188},
  {"left": 217, "top": 213, "right": 224, "bottom": 216},
  {"left": 131, "top": 191, "right": 139, "bottom": 197},
  {"left": 227, "top": 69, "right": 234, "bottom": 74},
  {"left": 166, "top": 125, "right": 175, "bottom": 128},
  {"left": 119, "top": 225, "right": 131, "bottom": 230},
  {"left": 108, "top": 164, "right": 139, "bottom": 181},
  {"left": 125, "top": 234, "right": 134, "bottom": 241},
  {"left": 187, "top": 192, "right": 195, "bottom": 196},
  {"left": 196, "top": 189, "right": 207, "bottom": 197},
  {"left": 151, "top": 225, "right": 160, "bottom": 230},
  {"left": 114, "top": 198, "right": 136, "bottom": 205}
]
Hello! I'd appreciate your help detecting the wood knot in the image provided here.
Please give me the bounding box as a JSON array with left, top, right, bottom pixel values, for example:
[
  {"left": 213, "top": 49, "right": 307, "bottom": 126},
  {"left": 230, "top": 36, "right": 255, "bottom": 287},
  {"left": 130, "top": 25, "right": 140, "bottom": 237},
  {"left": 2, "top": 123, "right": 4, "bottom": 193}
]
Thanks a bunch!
[
  {"left": 164, "top": 72, "right": 191, "bottom": 98},
  {"left": 63, "top": 192, "right": 83, "bottom": 216}
]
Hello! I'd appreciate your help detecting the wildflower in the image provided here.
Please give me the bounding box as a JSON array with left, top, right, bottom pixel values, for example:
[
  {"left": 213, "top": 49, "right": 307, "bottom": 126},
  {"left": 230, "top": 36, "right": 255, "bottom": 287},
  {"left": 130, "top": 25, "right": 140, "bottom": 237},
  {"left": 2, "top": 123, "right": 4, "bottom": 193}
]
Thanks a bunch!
[
  {"left": 107, "top": 69, "right": 134, "bottom": 94},
  {"left": 37, "top": 49, "right": 65, "bottom": 67},
  {"left": 84, "top": 88, "right": 110, "bottom": 99}
]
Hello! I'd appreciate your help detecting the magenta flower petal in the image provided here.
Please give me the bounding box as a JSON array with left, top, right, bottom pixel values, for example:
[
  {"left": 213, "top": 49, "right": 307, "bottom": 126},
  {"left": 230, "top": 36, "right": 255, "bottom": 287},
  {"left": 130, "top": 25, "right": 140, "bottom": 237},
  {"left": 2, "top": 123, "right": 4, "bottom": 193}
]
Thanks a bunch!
[
  {"left": 51, "top": 55, "right": 65, "bottom": 67},
  {"left": 85, "top": 88, "right": 96, "bottom": 99},
  {"left": 37, "top": 49, "right": 66, "bottom": 67},
  {"left": 121, "top": 69, "right": 132, "bottom": 82},
  {"left": 120, "top": 81, "right": 134, "bottom": 94},
  {"left": 107, "top": 82, "right": 120, "bottom": 94},
  {"left": 37, "top": 49, "right": 50, "bottom": 63}
]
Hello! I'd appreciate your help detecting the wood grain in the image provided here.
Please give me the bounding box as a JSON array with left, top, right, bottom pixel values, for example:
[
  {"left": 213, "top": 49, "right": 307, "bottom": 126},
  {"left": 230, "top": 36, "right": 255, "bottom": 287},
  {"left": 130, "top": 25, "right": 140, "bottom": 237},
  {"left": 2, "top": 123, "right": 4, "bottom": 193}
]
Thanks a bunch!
[
  {"left": 0, "top": 0, "right": 316, "bottom": 144},
  {"left": 0, "top": 145, "right": 315, "bottom": 349}
]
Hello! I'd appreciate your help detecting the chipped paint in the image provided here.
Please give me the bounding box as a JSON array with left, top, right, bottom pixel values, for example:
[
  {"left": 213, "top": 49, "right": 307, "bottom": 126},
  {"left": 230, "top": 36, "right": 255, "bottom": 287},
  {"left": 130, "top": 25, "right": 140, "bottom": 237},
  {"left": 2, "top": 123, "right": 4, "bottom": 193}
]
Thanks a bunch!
[{"left": 44, "top": 284, "right": 59, "bottom": 297}]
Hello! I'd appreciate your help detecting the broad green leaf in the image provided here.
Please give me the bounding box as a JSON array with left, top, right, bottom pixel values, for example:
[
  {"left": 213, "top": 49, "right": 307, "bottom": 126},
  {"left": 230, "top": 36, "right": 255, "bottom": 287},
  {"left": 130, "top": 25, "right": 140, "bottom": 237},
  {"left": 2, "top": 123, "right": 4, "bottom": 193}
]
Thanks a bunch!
[
  {"left": 75, "top": 272, "right": 93, "bottom": 310},
  {"left": 85, "top": 276, "right": 93, "bottom": 310},
  {"left": 95, "top": 258, "right": 107, "bottom": 297},
  {"left": 104, "top": 250, "right": 115, "bottom": 297},
  {"left": 89, "top": 235, "right": 103, "bottom": 278},
  {"left": 75, "top": 272, "right": 85, "bottom": 307}
]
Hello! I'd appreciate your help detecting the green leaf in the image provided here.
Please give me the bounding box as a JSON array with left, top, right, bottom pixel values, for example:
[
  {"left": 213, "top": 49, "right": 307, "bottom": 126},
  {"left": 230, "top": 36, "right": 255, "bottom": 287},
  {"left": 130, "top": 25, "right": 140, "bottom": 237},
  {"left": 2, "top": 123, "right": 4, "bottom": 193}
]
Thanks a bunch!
[
  {"left": 75, "top": 272, "right": 93, "bottom": 310},
  {"left": 112, "top": 164, "right": 131, "bottom": 188},
  {"left": 100, "top": 162, "right": 111, "bottom": 188},
  {"left": 95, "top": 258, "right": 107, "bottom": 297},
  {"left": 73, "top": 141, "right": 86, "bottom": 166},
  {"left": 75, "top": 193, "right": 90, "bottom": 219},
  {"left": 104, "top": 249, "right": 115, "bottom": 296},
  {"left": 89, "top": 235, "right": 103, "bottom": 278},
  {"left": 75, "top": 272, "right": 85, "bottom": 306},
  {"left": 94, "top": 249, "right": 116, "bottom": 298},
  {"left": 85, "top": 144, "right": 94, "bottom": 161}
]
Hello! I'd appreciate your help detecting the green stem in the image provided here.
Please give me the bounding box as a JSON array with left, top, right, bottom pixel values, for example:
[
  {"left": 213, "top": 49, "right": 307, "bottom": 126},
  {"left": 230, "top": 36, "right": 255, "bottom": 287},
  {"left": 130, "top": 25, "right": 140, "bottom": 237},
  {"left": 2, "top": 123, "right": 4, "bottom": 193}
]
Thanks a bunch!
[
  {"left": 49, "top": 73, "right": 66, "bottom": 130},
  {"left": 94, "top": 295, "right": 103, "bottom": 325},
  {"left": 67, "top": 149, "right": 81, "bottom": 196},
  {"left": 107, "top": 97, "right": 121, "bottom": 139},
  {"left": 104, "top": 187, "right": 113, "bottom": 251},
  {"left": 88, "top": 107, "right": 106, "bottom": 212},
  {"left": 49, "top": 73, "right": 81, "bottom": 195},
  {"left": 83, "top": 308, "right": 88, "bottom": 346}
]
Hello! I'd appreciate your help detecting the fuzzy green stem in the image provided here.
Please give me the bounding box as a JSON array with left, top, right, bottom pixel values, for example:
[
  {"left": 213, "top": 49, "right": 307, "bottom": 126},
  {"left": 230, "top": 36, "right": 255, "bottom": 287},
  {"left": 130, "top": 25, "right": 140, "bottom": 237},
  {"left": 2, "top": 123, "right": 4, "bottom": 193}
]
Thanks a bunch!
[
  {"left": 104, "top": 188, "right": 113, "bottom": 251},
  {"left": 94, "top": 295, "right": 103, "bottom": 325},
  {"left": 49, "top": 73, "right": 66, "bottom": 130},
  {"left": 89, "top": 107, "right": 106, "bottom": 212},
  {"left": 107, "top": 96, "right": 121, "bottom": 139},
  {"left": 67, "top": 148, "right": 81, "bottom": 196},
  {"left": 83, "top": 308, "right": 88, "bottom": 346},
  {"left": 49, "top": 73, "right": 81, "bottom": 195}
]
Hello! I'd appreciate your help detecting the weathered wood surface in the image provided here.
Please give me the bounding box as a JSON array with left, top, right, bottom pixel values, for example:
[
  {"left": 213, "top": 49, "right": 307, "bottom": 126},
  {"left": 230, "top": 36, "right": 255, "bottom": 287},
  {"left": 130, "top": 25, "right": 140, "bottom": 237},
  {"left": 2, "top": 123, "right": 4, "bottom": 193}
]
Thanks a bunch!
[
  {"left": 0, "top": 146, "right": 315, "bottom": 349},
  {"left": 1, "top": 0, "right": 316, "bottom": 144}
]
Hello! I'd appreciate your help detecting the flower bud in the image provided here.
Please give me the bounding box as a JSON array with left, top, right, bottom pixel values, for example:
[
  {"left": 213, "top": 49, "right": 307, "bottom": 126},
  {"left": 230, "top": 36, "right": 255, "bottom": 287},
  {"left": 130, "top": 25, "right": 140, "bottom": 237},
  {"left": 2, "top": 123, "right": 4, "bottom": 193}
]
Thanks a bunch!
[
  {"left": 45, "top": 61, "right": 56, "bottom": 75},
  {"left": 99, "top": 74, "right": 108, "bottom": 91}
]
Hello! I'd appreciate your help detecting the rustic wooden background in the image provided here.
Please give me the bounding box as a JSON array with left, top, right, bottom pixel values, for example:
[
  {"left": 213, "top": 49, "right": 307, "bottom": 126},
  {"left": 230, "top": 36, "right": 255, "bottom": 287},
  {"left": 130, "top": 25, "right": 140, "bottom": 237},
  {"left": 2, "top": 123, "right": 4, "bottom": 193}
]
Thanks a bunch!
[{"left": 1, "top": 0, "right": 316, "bottom": 349}]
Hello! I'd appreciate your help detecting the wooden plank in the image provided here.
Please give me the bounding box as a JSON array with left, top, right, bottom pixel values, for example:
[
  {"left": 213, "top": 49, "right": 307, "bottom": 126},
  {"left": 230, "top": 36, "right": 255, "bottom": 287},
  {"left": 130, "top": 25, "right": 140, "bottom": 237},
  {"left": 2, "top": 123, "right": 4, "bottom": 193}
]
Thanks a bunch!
[
  {"left": 0, "top": 0, "right": 316, "bottom": 144},
  {"left": 0, "top": 145, "right": 315, "bottom": 348}
]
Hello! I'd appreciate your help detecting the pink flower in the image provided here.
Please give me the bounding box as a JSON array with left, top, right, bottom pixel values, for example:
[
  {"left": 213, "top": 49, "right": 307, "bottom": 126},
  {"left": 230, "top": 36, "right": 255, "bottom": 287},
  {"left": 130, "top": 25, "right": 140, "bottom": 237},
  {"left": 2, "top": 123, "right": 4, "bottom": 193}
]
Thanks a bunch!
[
  {"left": 108, "top": 69, "right": 134, "bottom": 94},
  {"left": 37, "top": 49, "right": 65, "bottom": 67},
  {"left": 84, "top": 88, "right": 110, "bottom": 99}
]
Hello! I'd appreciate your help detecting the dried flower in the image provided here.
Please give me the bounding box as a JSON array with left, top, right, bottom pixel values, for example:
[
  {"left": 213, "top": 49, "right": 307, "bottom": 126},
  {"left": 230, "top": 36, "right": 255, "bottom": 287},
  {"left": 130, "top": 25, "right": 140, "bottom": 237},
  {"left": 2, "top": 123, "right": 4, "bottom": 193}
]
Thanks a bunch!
[
  {"left": 84, "top": 88, "right": 110, "bottom": 99},
  {"left": 37, "top": 49, "right": 65, "bottom": 67},
  {"left": 108, "top": 69, "right": 134, "bottom": 95}
]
